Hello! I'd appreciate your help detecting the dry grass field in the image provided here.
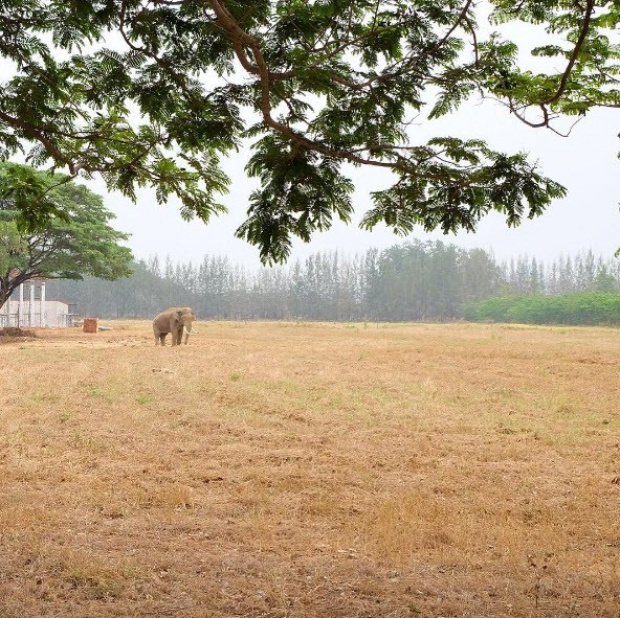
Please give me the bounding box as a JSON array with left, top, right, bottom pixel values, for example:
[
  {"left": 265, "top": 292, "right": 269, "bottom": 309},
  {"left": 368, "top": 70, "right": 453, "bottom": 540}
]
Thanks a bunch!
[{"left": 1, "top": 320, "right": 619, "bottom": 618}]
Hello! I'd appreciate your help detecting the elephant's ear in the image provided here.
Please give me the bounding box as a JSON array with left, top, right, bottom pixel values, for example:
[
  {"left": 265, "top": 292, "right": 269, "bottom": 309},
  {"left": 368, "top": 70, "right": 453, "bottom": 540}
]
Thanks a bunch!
[{"left": 175, "top": 310, "right": 183, "bottom": 321}]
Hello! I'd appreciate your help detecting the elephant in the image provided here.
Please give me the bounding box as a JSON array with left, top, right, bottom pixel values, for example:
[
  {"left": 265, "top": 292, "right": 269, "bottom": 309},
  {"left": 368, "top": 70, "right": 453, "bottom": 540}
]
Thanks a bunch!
[{"left": 153, "top": 307, "right": 196, "bottom": 346}]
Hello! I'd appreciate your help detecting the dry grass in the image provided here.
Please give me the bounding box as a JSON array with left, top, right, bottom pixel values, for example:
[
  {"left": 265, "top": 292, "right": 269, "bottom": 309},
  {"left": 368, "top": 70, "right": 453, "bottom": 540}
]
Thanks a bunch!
[{"left": 1, "top": 320, "right": 619, "bottom": 617}]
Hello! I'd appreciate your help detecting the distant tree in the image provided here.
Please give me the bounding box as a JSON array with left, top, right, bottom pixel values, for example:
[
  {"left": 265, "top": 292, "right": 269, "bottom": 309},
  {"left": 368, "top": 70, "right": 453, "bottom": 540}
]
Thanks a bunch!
[
  {"left": 0, "top": 163, "right": 133, "bottom": 311},
  {"left": 575, "top": 250, "right": 597, "bottom": 291},
  {"left": 547, "top": 260, "right": 561, "bottom": 296},
  {"left": 558, "top": 255, "right": 576, "bottom": 295},
  {"left": 529, "top": 258, "right": 543, "bottom": 295},
  {"left": 147, "top": 254, "right": 161, "bottom": 278},
  {"left": 593, "top": 267, "right": 618, "bottom": 294},
  {"left": 459, "top": 248, "right": 504, "bottom": 303},
  {"left": 362, "top": 248, "right": 382, "bottom": 320},
  {"left": 6, "top": 1, "right": 619, "bottom": 262}
]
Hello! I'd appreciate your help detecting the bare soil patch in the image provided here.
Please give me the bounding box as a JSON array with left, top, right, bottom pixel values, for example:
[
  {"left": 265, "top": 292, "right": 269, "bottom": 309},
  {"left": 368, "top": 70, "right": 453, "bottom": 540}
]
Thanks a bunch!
[{"left": 1, "top": 321, "right": 619, "bottom": 617}]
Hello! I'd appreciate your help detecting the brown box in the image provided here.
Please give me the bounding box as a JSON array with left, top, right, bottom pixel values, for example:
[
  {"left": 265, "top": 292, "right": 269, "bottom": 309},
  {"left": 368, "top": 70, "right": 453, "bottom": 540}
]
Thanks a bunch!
[{"left": 83, "top": 318, "right": 98, "bottom": 333}]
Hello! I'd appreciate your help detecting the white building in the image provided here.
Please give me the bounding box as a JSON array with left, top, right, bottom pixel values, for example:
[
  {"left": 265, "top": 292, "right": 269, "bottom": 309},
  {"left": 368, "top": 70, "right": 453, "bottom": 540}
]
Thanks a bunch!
[{"left": 0, "top": 280, "right": 75, "bottom": 328}]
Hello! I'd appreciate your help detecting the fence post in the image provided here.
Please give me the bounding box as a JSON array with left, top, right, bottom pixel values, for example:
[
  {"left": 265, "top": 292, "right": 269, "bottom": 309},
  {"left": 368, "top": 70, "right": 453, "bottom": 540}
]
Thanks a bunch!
[
  {"left": 40, "top": 280, "right": 46, "bottom": 327},
  {"left": 29, "top": 282, "right": 35, "bottom": 327},
  {"left": 18, "top": 283, "right": 23, "bottom": 326}
]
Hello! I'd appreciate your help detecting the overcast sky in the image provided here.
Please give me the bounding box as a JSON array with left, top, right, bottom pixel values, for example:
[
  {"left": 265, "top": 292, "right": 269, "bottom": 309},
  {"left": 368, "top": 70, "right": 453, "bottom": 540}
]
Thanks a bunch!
[{"left": 95, "top": 96, "right": 620, "bottom": 268}]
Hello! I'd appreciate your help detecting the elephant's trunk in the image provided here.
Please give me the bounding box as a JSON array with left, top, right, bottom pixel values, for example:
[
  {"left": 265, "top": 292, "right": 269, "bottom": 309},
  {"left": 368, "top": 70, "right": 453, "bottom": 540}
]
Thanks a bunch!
[{"left": 183, "top": 323, "right": 192, "bottom": 344}]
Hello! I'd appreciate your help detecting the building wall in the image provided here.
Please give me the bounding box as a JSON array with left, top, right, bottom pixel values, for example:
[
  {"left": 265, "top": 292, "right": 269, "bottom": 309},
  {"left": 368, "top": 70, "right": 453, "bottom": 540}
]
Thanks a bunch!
[{"left": 0, "top": 299, "right": 71, "bottom": 328}]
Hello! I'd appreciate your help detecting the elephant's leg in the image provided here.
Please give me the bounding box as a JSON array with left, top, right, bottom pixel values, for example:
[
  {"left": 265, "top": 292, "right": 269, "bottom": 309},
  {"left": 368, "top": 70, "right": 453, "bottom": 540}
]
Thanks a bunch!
[{"left": 159, "top": 333, "right": 167, "bottom": 346}]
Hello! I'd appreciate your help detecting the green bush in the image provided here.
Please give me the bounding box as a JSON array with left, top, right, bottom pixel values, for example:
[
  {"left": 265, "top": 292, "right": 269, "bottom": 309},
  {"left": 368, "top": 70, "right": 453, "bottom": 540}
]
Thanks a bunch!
[{"left": 465, "top": 293, "right": 620, "bottom": 325}]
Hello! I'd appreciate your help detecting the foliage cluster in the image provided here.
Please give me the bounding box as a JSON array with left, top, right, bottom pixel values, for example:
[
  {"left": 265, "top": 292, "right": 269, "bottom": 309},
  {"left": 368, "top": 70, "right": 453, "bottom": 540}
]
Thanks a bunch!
[
  {"left": 2, "top": 1, "right": 619, "bottom": 261},
  {"left": 0, "top": 163, "right": 133, "bottom": 310}
]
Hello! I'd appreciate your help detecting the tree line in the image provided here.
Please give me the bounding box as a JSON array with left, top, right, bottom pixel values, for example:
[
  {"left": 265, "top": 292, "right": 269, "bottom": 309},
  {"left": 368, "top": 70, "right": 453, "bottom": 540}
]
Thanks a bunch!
[{"left": 46, "top": 241, "right": 620, "bottom": 323}]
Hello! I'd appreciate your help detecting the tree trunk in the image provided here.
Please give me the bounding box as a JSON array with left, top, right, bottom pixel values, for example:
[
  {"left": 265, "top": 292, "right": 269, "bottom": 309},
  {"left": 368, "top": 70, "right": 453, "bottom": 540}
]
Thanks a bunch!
[{"left": 0, "top": 277, "right": 12, "bottom": 313}]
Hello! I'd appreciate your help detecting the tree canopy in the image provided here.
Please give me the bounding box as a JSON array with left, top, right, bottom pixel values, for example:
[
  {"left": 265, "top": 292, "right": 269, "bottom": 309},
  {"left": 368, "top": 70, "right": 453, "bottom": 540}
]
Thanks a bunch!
[
  {"left": 0, "top": 162, "right": 133, "bottom": 310},
  {"left": 1, "top": 0, "right": 618, "bottom": 262}
]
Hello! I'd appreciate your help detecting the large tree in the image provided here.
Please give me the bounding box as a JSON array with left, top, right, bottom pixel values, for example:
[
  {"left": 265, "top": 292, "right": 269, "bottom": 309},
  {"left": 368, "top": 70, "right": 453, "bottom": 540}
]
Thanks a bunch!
[
  {"left": 0, "top": 163, "right": 133, "bottom": 311},
  {"left": 1, "top": 1, "right": 618, "bottom": 262}
]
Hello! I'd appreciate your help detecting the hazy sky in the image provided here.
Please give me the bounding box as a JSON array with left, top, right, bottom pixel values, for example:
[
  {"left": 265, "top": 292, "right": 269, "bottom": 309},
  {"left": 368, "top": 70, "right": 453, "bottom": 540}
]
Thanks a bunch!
[{"left": 96, "top": 96, "right": 620, "bottom": 268}]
